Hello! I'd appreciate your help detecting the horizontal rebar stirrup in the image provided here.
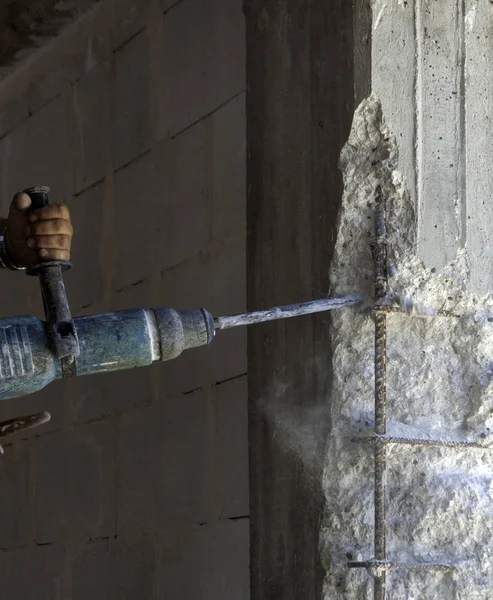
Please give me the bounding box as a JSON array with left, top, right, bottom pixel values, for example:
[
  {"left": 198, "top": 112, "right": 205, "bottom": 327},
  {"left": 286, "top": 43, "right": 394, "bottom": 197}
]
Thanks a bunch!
[
  {"left": 348, "top": 560, "right": 453, "bottom": 577},
  {"left": 353, "top": 433, "right": 493, "bottom": 450},
  {"left": 373, "top": 303, "right": 459, "bottom": 319},
  {"left": 373, "top": 186, "right": 388, "bottom": 600},
  {"left": 345, "top": 190, "right": 488, "bottom": 594},
  {"left": 347, "top": 193, "right": 462, "bottom": 592},
  {"left": 374, "top": 300, "right": 493, "bottom": 322}
]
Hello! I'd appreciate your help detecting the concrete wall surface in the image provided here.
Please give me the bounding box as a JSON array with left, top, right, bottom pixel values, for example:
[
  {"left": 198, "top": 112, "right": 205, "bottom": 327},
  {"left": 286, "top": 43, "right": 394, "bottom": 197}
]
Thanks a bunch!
[
  {"left": 245, "top": 1, "right": 358, "bottom": 598},
  {"left": 372, "top": 0, "right": 493, "bottom": 295},
  {"left": 0, "top": 0, "right": 249, "bottom": 598}
]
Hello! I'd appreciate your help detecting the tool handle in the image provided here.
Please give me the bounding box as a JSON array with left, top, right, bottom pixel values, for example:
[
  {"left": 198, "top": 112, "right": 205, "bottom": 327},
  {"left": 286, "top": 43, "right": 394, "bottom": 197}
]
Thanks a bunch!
[
  {"left": 23, "top": 186, "right": 79, "bottom": 365},
  {"left": 36, "top": 262, "right": 72, "bottom": 322},
  {"left": 25, "top": 185, "right": 50, "bottom": 212}
]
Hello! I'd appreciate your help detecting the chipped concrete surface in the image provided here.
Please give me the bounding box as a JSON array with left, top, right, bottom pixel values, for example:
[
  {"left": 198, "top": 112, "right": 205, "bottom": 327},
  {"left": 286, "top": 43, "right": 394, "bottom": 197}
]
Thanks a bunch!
[{"left": 321, "top": 95, "right": 493, "bottom": 599}]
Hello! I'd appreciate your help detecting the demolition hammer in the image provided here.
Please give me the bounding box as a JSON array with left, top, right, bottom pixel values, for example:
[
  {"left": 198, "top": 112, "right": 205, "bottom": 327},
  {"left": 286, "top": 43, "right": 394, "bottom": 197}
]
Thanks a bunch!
[{"left": 0, "top": 187, "right": 363, "bottom": 405}]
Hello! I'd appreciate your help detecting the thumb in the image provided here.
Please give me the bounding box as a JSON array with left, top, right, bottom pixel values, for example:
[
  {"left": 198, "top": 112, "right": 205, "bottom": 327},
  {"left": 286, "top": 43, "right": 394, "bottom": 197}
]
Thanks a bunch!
[{"left": 9, "top": 192, "right": 31, "bottom": 216}]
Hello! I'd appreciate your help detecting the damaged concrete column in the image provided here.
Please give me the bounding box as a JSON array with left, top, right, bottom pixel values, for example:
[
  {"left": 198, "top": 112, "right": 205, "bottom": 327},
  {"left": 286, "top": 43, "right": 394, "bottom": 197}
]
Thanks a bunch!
[
  {"left": 322, "top": 0, "right": 493, "bottom": 595},
  {"left": 248, "top": 0, "right": 493, "bottom": 597},
  {"left": 323, "top": 90, "right": 493, "bottom": 600}
]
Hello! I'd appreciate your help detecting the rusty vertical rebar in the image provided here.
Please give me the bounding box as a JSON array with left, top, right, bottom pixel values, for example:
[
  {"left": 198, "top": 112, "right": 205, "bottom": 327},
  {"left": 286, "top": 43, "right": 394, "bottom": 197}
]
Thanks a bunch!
[
  {"left": 347, "top": 187, "right": 457, "bottom": 592},
  {"left": 373, "top": 186, "right": 388, "bottom": 600}
]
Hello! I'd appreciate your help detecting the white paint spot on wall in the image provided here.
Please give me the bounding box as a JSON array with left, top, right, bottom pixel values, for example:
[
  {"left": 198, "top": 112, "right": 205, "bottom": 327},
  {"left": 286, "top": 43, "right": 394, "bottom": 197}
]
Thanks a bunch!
[{"left": 465, "top": 5, "right": 477, "bottom": 32}]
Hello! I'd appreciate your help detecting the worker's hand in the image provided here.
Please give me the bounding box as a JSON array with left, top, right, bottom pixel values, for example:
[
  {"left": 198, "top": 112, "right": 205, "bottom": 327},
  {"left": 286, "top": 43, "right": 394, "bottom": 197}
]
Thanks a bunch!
[{"left": 5, "top": 192, "right": 73, "bottom": 268}]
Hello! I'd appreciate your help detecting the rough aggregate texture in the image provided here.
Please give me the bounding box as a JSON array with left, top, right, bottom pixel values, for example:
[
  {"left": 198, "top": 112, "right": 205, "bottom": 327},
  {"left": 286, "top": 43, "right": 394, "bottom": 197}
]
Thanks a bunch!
[{"left": 321, "top": 94, "right": 493, "bottom": 600}]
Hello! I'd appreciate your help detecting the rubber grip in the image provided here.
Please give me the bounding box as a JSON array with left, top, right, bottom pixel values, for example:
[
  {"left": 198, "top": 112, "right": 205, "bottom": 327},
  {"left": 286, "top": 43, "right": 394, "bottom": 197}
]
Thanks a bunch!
[{"left": 24, "top": 186, "right": 51, "bottom": 212}]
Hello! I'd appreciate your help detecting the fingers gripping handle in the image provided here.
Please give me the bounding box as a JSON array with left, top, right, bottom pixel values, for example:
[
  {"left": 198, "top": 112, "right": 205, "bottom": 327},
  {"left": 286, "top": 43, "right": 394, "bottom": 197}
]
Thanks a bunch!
[{"left": 23, "top": 186, "right": 79, "bottom": 374}]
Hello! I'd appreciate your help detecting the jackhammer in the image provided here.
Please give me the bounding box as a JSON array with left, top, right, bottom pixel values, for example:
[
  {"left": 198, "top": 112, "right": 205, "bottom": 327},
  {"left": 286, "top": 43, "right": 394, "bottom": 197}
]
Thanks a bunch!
[{"left": 0, "top": 187, "right": 363, "bottom": 435}]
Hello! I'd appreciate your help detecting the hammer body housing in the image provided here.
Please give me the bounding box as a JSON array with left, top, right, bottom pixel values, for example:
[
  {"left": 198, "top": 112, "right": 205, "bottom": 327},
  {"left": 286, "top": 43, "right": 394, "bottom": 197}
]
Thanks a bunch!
[{"left": 0, "top": 307, "right": 215, "bottom": 401}]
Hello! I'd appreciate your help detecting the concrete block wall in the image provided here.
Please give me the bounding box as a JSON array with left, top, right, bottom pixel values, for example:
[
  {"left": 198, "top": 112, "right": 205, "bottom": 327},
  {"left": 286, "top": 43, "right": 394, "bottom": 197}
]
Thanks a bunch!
[{"left": 0, "top": 0, "right": 248, "bottom": 598}]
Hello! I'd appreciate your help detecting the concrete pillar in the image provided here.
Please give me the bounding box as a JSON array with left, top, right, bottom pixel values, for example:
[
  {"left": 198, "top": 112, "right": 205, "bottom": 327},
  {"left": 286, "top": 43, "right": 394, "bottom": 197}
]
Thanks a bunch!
[{"left": 246, "top": 0, "right": 362, "bottom": 597}]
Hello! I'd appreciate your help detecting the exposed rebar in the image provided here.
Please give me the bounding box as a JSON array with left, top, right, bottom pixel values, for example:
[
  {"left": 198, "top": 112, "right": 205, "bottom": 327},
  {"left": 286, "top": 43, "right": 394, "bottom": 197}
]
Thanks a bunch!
[
  {"left": 353, "top": 433, "right": 493, "bottom": 451},
  {"left": 373, "top": 186, "right": 388, "bottom": 600},
  {"left": 374, "top": 300, "right": 493, "bottom": 323},
  {"left": 348, "top": 560, "right": 453, "bottom": 576},
  {"left": 345, "top": 188, "right": 488, "bottom": 596},
  {"left": 373, "top": 302, "right": 458, "bottom": 319}
]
